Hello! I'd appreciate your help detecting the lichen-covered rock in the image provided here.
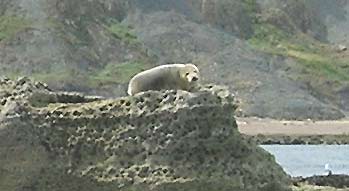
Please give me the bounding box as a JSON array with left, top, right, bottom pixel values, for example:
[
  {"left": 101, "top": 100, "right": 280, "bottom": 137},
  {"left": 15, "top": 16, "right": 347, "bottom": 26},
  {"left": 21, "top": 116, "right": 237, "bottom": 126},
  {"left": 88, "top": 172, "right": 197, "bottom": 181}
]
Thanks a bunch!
[{"left": 0, "top": 77, "right": 291, "bottom": 191}]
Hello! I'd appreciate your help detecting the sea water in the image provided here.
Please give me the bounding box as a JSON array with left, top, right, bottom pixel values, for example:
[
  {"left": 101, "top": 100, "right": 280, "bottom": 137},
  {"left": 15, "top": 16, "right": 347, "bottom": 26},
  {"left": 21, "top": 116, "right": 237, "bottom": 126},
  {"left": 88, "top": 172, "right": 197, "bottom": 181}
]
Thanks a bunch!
[{"left": 260, "top": 145, "right": 349, "bottom": 177}]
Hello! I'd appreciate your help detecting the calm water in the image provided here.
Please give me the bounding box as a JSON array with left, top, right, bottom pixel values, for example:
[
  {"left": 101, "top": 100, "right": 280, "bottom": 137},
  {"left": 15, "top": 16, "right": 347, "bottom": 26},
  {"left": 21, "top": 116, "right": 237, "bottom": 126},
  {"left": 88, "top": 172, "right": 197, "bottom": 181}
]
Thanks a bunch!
[{"left": 260, "top": 145, "right": 349, "bottom": 177}]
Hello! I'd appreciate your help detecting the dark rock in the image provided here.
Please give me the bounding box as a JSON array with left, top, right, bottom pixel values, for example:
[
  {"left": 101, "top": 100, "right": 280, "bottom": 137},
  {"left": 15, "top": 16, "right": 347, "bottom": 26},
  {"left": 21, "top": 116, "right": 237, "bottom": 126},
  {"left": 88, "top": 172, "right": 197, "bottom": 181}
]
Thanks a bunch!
[{"left": 296, "top": 174, "right": 349, "bottom": 188}]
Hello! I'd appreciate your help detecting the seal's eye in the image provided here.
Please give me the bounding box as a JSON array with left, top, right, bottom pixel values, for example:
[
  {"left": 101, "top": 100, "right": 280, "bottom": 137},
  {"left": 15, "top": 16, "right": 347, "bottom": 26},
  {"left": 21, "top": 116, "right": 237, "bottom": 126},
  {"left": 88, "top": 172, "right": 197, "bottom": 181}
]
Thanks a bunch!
[{"left": 185, "top": 72, "right": 189, "bottom": 76}]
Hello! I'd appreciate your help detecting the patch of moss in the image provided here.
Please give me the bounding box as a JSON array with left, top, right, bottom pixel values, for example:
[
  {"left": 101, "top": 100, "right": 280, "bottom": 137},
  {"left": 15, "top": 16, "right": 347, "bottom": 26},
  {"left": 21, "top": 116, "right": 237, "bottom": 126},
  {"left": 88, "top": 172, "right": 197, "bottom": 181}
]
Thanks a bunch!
[
  {"left": 242, "top": 0, "right": 258, "bottom": 19},
  {"left": 106, "top": 22, "right": 138, "bottom": 45},
  {"left": 0, "top": 16, "right": 31, "bottom": 41},
  {"left": 298, "top": 58, "right": 349, "bottom": 82},
  {"left": 249, "top": 24, "right": 289, "bottom": 50}
]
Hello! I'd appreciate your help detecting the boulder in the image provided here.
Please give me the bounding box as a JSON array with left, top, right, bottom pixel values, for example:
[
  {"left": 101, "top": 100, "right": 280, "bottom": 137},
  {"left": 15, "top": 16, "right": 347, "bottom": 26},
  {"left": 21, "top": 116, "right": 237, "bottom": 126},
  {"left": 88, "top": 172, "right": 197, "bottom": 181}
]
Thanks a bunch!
[{"left": 0, "top": 77, "right": 291, "bottom": 191}]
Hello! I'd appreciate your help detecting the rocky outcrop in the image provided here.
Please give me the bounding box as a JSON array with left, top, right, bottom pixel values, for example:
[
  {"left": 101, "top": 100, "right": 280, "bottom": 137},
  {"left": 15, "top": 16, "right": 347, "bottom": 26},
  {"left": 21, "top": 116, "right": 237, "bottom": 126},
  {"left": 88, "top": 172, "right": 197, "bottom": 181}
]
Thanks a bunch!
[
  {"left": 294, "top": 174, "right": 349, "bottom": 188},
  {"left": 0, "top": 77, "right": 291, "bottom": 191}
]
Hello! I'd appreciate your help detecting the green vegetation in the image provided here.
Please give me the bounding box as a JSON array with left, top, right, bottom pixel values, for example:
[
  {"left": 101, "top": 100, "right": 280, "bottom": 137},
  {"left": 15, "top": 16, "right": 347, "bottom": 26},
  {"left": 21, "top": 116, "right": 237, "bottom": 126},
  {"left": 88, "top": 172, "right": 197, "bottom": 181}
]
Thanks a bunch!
[
  {"left": 88, "top": 61, "right": 152, "bottom": 86},
  {"left": 0, "top": 16, "right": 31, "bottom": 41},
  {"left": 2, "top": 61, "right": 152, "bottom": 94},
  {"left": 248, "top": 23, "right": 290, "bottom": 55},
  {"left": 3, "top": 61, "right": 152, "bottom": 91},
  {"left": 106, "top": 22, "right": 138, "bottom": 45},
  {"left": 0, "top": 15, "right": 150, "bottom": 91},
  {"left": 248, "top": 21, "right": 349, "bottom": 106},
  {"left": 32, "top": 68, "right": 81, "bottom": 85},
  {"left": 248, "top": 23, "right": 349, "bottom": 82},
  {"left": 242, "top": 0, "right": 258, "bottom": 19}
]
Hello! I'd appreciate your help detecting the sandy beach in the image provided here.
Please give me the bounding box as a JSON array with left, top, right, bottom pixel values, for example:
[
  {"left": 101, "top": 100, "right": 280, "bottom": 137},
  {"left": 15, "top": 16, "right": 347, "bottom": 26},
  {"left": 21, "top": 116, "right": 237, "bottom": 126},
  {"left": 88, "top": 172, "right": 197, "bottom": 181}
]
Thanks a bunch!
[{"left": 237, "top": 117, "right": 349, "bottom": 136}]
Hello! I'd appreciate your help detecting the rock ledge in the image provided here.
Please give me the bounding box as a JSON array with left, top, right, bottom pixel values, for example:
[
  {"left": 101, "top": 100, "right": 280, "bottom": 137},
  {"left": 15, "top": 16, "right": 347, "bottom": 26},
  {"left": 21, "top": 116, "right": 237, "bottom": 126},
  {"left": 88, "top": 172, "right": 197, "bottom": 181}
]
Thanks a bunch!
[{"left": 0, "top": 77, "right": 290, "bottom": 191}]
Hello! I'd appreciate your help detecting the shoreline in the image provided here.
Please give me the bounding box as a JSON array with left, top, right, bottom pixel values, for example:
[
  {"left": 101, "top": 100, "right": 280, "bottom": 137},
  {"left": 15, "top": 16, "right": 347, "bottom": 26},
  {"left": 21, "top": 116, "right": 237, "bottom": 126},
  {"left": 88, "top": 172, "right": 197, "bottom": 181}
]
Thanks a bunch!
[
  {"left": 292, "top": 174, "right": 349, "bottom": 189},
  {"left": 245, "top": 134, "right": 349, "bottom": 145},
  {"left": 237, "top": 117, "right": 349, "bottom": 145}
]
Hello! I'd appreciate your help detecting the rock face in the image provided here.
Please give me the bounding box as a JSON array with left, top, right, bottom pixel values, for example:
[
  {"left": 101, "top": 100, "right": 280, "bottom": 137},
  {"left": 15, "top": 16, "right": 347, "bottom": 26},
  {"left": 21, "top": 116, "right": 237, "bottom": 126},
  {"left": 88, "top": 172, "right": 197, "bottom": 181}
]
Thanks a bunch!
[
  {"left": 0, "top": 77, "right": 291, "bottom": 191},
  {"left": 257, "top": 0, "right": 328, "bottom": 41}
]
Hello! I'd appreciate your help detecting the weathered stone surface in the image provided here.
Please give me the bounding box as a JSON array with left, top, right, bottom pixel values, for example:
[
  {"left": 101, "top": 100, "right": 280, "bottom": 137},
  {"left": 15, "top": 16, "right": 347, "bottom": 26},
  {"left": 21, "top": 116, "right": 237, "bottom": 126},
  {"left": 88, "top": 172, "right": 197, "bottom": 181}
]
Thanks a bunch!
[{"left": 0, "top": 77, "right": 291, "bottom": 191}]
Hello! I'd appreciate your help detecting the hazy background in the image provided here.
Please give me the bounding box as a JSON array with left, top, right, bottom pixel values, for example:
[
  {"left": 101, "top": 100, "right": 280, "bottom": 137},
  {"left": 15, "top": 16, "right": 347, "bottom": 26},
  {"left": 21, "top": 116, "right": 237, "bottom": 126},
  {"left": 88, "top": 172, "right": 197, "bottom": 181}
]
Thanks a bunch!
[{"left": 1, "top": 0, "right": 349, "bottom": 120}]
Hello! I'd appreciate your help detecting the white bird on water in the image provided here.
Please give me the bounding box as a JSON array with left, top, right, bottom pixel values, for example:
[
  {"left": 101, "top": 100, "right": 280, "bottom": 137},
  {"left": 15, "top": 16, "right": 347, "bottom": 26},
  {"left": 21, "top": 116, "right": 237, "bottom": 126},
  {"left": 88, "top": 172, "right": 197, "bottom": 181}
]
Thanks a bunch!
[{"left": 324, "top": 163, "right": 332, "bottom": 176}]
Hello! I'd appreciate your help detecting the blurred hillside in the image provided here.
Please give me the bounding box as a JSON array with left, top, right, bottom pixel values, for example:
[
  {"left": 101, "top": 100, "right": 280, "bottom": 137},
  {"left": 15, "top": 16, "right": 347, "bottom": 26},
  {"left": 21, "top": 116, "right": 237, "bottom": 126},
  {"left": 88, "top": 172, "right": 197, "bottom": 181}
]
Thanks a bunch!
[{"left": 1, "top": 0, "right": 349, "bottom": 120}]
